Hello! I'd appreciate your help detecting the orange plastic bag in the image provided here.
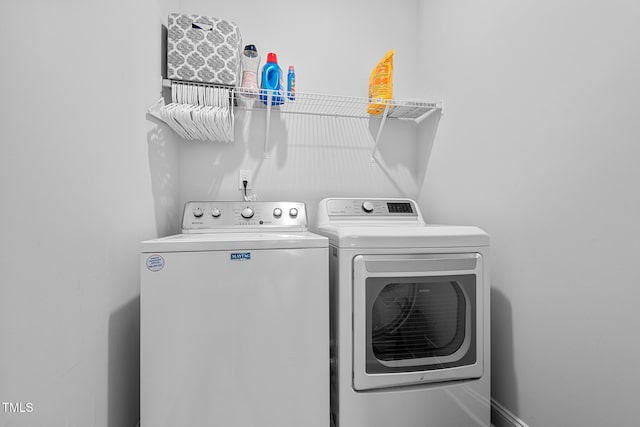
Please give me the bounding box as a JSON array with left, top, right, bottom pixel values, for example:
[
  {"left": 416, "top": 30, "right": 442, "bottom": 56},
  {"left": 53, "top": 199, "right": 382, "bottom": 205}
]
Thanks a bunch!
[{"left": 368, "top": 49, "right": 395, "bottom": 115}]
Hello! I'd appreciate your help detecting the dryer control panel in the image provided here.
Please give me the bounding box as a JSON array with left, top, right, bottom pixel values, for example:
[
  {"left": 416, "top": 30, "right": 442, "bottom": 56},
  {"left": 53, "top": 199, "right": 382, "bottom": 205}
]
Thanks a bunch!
[
  {"left": 326, "top": 199, "right": 419, "bottom": 217},
  {"left": 182, "top": 201, "right": 308, "bottom": 233},
  {"left": 315, "top": 198, "right": 426, "bottom": 228}
]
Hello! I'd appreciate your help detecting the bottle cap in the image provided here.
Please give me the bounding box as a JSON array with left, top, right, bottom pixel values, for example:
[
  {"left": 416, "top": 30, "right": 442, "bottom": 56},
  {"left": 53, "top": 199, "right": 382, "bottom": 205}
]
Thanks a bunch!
[
  {"left": 288, "top": 65, "right": 295, "bottom": 71},
  {"left": 267, "top": 52, "right": 278, "bottom": 63},
  {"left": 244, "top": 44, "right": 257, "bottom": 53}
]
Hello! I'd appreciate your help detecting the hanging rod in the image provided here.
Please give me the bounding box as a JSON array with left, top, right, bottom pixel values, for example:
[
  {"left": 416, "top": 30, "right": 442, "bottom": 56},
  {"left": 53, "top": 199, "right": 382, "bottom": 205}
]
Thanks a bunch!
[{"left": 162, "top": 78, "right": 235, "bottom": 90}]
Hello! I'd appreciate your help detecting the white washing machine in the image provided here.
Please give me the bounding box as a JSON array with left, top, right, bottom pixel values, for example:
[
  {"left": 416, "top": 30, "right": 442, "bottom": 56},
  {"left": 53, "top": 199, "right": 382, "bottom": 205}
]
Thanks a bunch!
[
  {"left": 314, "top": 198, "right": 490, "bottom": 427},
  {"left": 140, "top": 201, "right": 329, "bottom": 427}
]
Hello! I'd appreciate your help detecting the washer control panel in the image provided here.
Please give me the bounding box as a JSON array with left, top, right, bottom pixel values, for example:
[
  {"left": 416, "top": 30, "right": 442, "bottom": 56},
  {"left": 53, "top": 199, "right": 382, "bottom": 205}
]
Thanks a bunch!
[
  {"left": 182, "top": 201, "right": 308, "bottom": 232},
  {"left": 325, "top": 198, "right": 418, "bottom": 217}
]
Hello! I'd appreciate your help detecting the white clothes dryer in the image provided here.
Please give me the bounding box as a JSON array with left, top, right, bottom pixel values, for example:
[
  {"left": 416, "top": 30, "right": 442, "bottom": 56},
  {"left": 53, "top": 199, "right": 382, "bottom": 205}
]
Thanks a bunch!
[
  {"left": 140, "top": 201, "right": 329, "bottom": 427},
  {"left": 314, "top": 198, "right": 490, "bottom": 427}
]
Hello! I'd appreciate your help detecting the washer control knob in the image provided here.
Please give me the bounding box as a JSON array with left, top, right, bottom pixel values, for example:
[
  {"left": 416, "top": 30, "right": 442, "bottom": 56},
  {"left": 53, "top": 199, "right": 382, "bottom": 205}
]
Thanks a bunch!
[
  {"left": 193, "top": 207, "right": 204, "bottom": 218},
  {"left": 241, "top": 207, "right": 254, "bottom": 219},
  {"left": 289, "top": 207, "right": 299, "bottom": 218},
  {"left": 273, "top": 208, "right": 283, "bottom": 218},
  {"left": 211, "top": 208, "right": 221, "bottom": 218},
  {"left": 362, "top": 201, "right": 374, "bottom": 213}
]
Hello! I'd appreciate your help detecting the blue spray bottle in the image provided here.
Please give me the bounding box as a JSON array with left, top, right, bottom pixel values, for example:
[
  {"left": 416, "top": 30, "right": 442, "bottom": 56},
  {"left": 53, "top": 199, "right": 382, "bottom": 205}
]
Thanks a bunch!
[{"left": 287, "top": 65, "right": 296, "bottom": 101}]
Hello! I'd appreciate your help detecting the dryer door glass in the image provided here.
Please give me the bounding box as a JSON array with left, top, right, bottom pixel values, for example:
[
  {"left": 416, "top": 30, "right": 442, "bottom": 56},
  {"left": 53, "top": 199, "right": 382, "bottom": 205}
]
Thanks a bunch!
[
  {"left": 366, "top": 275, "right": 475, "bottom": 373},
  {"left": 352, "top": 253, "right": 484, "bottom": 390}
]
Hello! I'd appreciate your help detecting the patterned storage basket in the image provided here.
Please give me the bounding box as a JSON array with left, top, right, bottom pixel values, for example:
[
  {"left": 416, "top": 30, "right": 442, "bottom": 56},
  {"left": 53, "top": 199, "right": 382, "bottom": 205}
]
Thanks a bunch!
[{"left": 167, "top": 13, "right": 242, "bottom": 86}]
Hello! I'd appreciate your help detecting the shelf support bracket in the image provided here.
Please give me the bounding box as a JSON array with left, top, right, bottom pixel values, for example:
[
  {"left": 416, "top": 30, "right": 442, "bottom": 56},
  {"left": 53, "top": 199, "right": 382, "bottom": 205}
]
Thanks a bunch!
[{"left": 370, "top": 103, "right": 391, "bottom": 162}]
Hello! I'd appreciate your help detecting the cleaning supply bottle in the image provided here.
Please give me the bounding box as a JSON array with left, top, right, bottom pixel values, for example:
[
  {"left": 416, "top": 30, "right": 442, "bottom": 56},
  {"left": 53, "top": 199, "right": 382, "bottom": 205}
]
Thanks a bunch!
[
  {"left": 368, "top": 49, "right": 395, "bottom": 115},
  {"left": 287, "top": 65, "right": 296, "bottom": 101},
  {"left": 260, "top": 52, "right": 284, "bottom": 106},
  {"left": 240, "top": 44, "right": 260, "bottom": 97}
]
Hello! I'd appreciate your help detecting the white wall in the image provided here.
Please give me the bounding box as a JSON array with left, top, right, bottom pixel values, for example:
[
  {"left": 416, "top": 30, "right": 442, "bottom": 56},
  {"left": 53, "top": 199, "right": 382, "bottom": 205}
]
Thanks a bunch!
[
  {"left": 417, "top": 1, "right": 640, "bottom": 426},
  {"left": 175, "top": 0, "right": 427, "bottom": 225},
  {"left": 11, "top": 1, "right": 635, "bottom": 426},
  {"left": 0, "top": 0, "right": 179, "bottom": 426},
  {"left": 0, "top": 1, "right": 427, "bottom": 426}
]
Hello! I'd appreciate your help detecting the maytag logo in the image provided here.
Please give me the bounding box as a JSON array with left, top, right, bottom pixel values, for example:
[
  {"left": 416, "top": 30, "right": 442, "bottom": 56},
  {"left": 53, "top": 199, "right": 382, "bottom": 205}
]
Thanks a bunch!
[{"left": 230, "top": 252, "right": 251, "bottom": 260}]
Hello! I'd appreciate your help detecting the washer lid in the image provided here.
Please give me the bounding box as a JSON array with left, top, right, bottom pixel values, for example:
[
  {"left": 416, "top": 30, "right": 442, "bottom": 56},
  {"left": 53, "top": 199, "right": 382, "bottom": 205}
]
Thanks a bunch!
[
  {"left": 315, "top": 224, "right": 489, "bottom": 249},
  {"left": 141, "top": 231, "right": 328, "bottom": 253}
]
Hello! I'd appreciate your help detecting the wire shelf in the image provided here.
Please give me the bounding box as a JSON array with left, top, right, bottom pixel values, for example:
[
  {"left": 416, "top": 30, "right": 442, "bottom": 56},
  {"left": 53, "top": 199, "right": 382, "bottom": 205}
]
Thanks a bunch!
[
  {"left": 233, "top": 87, "right": 442, "bottom": 122},
  {"left": 160, "top": 79, "right": 442, "bottom": 121},
  {"left": 157, "top": 79, "right": 443, "bottom": 159}
]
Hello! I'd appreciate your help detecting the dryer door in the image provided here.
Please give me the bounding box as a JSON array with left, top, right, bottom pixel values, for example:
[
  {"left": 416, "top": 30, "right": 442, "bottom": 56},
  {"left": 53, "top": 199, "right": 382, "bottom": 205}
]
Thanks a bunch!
[{"left": 352, "top": 253, "right": 483, "bottom": 390}]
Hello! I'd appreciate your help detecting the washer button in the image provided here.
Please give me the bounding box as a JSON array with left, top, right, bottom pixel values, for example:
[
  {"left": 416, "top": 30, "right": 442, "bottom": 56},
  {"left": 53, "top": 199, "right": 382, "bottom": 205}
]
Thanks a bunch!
[
  {"left": 193, "top": 207, "right": 204, "bottom": 218},
  {"left": 211, "top": 208, "right": 221, "bottom": 218},
  {"left": 289, "top": 208, "right": 298, "bottom": 218},
  {"left": 362, "top": 201, "right": 374, "bottom": 213},
  {"left": 241, "top": 207, "right": 254, "bottom": 219},
  {"left": 273, "top": 208, "right": 283, "bottom": 218}
]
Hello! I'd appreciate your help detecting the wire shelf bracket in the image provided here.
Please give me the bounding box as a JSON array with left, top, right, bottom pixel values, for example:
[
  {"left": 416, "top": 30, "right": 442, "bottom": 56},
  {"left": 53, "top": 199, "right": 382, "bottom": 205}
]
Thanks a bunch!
[{"left": 370, "top": 103, "right": 391, "bottom": 162}]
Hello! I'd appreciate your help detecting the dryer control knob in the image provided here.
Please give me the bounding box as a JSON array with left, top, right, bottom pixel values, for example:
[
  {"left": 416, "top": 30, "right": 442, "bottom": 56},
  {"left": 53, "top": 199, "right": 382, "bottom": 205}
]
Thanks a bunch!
[
  {"left": 211, "top": 208, "right": 221, "bottom": 218},
  {"left": 362, "top": 201, "right": 374, "bottom": 213},
  {"left": 241, "top": 207, "right": 254, "bottom": 219},
  {"left": 289, "top": 208, "right": 299, "bottom": 218},
  {"left": 193, "top": 207, "right": 204, "bottom": 218},
  {"left": 273, "top": 208, "right": 283, "bottom": 218}
]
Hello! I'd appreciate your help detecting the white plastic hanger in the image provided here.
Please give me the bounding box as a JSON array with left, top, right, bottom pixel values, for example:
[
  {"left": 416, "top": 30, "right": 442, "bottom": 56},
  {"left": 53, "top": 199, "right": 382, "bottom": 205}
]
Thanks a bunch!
[{"left": 153, "top": 81, "right": 235, "bottom": 142}]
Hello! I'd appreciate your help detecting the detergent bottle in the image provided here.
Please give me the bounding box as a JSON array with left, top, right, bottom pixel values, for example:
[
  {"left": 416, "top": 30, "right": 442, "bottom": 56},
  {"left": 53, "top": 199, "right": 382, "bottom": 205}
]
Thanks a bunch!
[{"left": 260, "top": 52, "right": 284, "bottom": 106}]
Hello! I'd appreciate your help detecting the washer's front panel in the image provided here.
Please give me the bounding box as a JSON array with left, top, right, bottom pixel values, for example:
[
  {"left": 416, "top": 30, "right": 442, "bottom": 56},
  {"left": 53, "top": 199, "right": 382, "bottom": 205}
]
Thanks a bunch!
[{"left": 141, "top": 248, "right": 328, "bottom": 427}]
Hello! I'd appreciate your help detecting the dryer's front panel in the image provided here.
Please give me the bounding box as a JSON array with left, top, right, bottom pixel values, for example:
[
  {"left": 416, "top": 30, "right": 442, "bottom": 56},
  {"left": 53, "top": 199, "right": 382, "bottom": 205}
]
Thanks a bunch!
[{"left": 352, "top": 253, "right": 483, "bottom": 390}]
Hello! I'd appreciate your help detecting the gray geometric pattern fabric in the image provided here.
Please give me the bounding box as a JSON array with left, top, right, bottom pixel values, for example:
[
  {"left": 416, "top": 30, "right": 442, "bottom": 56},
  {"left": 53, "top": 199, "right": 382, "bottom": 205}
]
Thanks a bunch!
[{"left": 167, "top": 13, "right": 242, "bottom": 86}]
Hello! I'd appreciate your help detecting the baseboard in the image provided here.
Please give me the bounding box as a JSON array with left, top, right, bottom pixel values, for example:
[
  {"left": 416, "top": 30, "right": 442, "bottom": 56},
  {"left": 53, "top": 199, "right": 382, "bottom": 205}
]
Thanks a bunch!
[{"left": 491, "top": 399, "right": 530, "bottom": 427}]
